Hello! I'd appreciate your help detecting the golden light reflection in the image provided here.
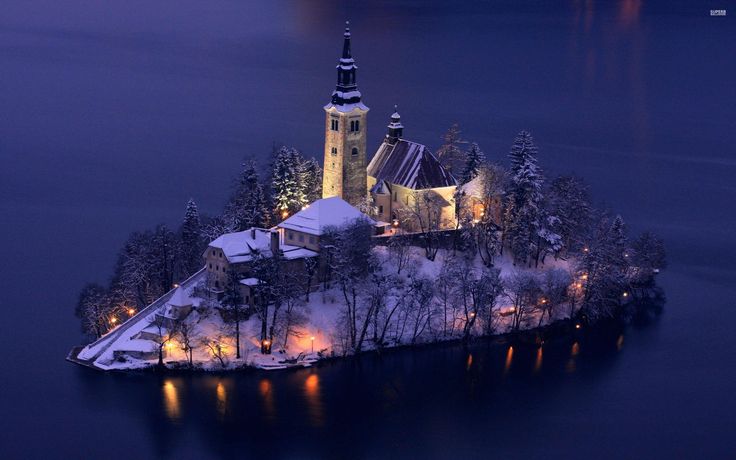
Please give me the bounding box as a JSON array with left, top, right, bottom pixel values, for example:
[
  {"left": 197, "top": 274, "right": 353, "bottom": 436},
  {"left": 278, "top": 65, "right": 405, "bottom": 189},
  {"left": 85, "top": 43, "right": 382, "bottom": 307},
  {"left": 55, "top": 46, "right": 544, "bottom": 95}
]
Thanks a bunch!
[
  {"left": 163, "top": 379, "right": 180, "bottom": 421},
  {"left": 566, "top": 342, "right": 580, "bottom": 373},
  {"left": 503, "top": 346, "right": 514, "bottom": 375},
  {"left": 466, "top": 353, "right": 473, "bottom": 371},
  {"left": 618, "top": 0, "right": 642, "bottom": 29},
  {"left": 259, "top": 378, "right": 275, "bottom": 421},
  {"left": 616, "top": 334, "right": 624, "bottom": 351},
  {"left": 216, "top": 382, "right": 227, "bottom": 417},
  {"left": 534, "top": 346, "right": 543, "bottom": 373},
  {"left": 304, "top": 373, "right": 324, "bottom": 427}
]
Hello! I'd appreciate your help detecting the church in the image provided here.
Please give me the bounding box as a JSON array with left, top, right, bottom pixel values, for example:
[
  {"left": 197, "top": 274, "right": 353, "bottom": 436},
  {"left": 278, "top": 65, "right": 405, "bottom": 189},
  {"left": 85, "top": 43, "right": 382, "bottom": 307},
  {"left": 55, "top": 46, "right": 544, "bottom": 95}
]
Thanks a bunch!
[{"left": 321, "top": 24, "right": 459, "bottom": 231}]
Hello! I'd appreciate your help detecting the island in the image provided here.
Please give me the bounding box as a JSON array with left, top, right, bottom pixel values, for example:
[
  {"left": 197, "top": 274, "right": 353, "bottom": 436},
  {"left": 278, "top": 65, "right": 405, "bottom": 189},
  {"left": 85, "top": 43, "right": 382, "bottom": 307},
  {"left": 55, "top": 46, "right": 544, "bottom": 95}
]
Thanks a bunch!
[{"left": 68, "top": 24, "right": 666, "bottom": 372}]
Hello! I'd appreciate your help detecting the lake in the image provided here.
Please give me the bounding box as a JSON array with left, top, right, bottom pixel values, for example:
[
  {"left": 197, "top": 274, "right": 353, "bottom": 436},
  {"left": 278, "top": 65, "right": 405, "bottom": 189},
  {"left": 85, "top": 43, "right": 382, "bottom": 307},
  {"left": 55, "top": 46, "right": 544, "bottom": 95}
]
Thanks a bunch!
[{"left": 1, "top": 1, "right": 734, "bottom": 458}]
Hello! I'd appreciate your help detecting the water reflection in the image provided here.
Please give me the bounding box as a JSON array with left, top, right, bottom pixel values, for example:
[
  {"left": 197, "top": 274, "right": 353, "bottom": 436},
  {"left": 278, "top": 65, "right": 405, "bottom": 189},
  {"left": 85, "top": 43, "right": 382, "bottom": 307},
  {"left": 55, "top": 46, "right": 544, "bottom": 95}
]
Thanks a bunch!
[
  {"left": 617, "top": 334, "right": 624, "bottom": 351},
  {"left": 259, "top": 378, "right": 276, "bottom": 422},
  {"left": 466, "top": 353, "right": 473, "bottom": 371},
  {"left": 304, "top": 373, "right": 324, "bottom": 427},
  {"left": 216, "top": 381, "right": 227, "bottom": 418},
  {"left": 534, "top": 346, "right": 544, "bottom": 373},
  {"left": 566, "top": 342, "right": 581, "bottom": 373},
  {"left": 163, "top": 379, "right": 180, "bottom": 421},
  {"left": 503, "top": 346, "right": 514, "bottom": 376}
]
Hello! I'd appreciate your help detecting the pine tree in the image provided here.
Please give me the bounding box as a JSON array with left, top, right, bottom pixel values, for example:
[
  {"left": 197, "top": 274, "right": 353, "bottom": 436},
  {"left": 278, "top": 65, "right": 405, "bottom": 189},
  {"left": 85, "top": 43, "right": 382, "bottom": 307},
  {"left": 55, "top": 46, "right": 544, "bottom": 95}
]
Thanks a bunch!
[
  {"left": 272, "top": 146, "right": 303, "bottom": 218},
  {"left": 225, "top": 160, "right": 271, "bottom": 231},
  {"left": 301, "top": 157, "right": 323, "bottom": 204},
  {"left": 503, "top": 131, "right": 544, "bottom": 265},
  {"left": 460, "top": 142, "right": 485, "bottom": 184},
  {"left": 546, "top": 175, "right": 592, "bottom": 254},
  {"left": 181, "top": 198, "right": 203, "bottom": 276}
]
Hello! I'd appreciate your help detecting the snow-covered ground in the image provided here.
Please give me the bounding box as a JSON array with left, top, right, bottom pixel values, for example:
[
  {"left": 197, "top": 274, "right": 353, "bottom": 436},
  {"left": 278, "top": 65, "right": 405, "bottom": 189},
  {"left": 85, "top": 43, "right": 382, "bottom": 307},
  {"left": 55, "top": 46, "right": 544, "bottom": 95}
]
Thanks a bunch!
[{"left": 74, "top": 247, "right": 575, "bottom": 372}]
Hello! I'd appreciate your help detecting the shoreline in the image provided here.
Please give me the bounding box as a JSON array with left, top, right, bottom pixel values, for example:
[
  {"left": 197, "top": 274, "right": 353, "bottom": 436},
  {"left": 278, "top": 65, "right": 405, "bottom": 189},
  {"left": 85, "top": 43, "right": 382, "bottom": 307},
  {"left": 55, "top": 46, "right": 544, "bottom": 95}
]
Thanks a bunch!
[{"left": 66, "top": 316, "right": 624, "bottom": 375}]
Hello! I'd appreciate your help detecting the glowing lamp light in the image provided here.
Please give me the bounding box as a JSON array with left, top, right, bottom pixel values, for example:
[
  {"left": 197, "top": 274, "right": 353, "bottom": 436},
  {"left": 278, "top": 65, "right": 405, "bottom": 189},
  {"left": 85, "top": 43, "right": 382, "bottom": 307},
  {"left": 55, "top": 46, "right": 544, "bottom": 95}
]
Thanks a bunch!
[
  {"left": 470, "top": 312, "right": 476, "bottom": 318},
  {"left": 282, "top": 211, "right": 289, "bottom": 219},
  {"left": 392, "top": 219, "right": 399, "bottom": 227},
  {"left": 583, "top": 247, "right": 589, "bottom": 253},
  {"left": 110, "top": 317, "right": 118, "bottom": 324},
  {"left": 623, "top": 292, "right": 629, "bottom": 298},
  {"left": 576, "top": 283, "right": 583, "bottom": 289},
  {"left": 173, "top": 283, "right": 179, "bottom": 288},
  {"left": 581, "top": 274, "right": 588, "bottom": 280},
  {"left": 575, "top": 324, "right": 581, "bottom": 329},
  {"left": 310, "top": 336, "right": 315, "bottom": 353},
  {"left": 128, "top": 308, "right": 136, "bottom": 316}
]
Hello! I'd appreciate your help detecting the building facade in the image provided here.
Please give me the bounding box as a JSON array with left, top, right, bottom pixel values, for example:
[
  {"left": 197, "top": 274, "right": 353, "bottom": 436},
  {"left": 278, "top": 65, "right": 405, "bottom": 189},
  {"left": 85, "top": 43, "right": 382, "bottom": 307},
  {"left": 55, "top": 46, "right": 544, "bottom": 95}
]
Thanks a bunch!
[
  {"left": 321, "top": 23, "right": 369, "bottom": 207},
  {"left": 367, "top": 109, "right": 458, "bottom": 231}
]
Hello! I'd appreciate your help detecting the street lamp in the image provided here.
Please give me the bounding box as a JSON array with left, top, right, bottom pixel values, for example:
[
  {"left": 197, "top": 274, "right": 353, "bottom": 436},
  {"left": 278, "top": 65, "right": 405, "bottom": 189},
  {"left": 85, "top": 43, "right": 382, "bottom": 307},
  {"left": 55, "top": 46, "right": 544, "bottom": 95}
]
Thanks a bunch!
[{"left": 310, "top": 336, "right": 315, "bottom": 353}]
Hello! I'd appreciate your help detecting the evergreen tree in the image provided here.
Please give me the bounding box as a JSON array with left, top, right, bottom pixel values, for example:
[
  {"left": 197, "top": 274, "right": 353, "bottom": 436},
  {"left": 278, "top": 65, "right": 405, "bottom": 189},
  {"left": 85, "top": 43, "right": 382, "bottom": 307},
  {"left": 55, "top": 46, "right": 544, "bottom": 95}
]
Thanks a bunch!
[
  {"left": 460, "top": 142, "right": 485, "bottom": 184},
  {"left": 546, "top": 175, "right": 592, "bottom": 254},
  {"left": 180, "top": 198, "right": 203, "bottom": 276},
  {"left": 272, "top": 146, "right": 303, "bottom": 219},
  {"left": 503, "top": 131, "right": 544, "bottom": 265},
  {"left": 301, "top": 157, "right": 323, "bottom": 204},
  {"left": 225, "top": 160, "right": 271, "bottom": 231}
]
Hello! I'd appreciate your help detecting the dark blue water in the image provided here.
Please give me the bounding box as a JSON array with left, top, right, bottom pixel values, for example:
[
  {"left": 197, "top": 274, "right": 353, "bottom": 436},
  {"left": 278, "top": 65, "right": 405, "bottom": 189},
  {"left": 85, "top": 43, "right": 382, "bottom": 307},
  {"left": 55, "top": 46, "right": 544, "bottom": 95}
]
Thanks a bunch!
[{"left": 1, "top": 1, "right": 734, "bottom": 458}]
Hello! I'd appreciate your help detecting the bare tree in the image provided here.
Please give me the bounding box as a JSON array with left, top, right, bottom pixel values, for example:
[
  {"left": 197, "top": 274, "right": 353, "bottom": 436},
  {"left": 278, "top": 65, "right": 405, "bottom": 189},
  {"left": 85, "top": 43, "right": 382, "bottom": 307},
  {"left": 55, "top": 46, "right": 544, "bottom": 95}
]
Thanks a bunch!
[
  {"left": 177, "top": 321, "right": 199, "bottom": 367},
  {"left": 505, "top": 271, "right": 542, "bottom": 332},
  {"left": 220, "top": 268, "right": 245, "bottom": 359},
  {"left": 400, "top": 190, "right": 449, "bottom": 261},
  {"left": 538, "top": 268, "right": 572, "bottom": 326},
  {"left": 201, "top": 336, "right": 228, "bottom": 368},
  {"left": 387, "top": 230, "right": 411, "bottom": 274},
  {"left": 147, "top": 313, "right": 180, "bottom": 368}
]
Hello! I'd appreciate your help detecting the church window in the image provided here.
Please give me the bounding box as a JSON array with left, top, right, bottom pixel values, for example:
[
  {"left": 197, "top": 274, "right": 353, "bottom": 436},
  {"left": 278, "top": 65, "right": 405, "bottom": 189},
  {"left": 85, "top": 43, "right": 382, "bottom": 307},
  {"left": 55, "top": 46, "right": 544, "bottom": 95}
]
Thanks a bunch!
[
  {"left": 393, "top": 191, "right": 397, "bottom": 202},
  {"left": 330, "top": 119, "right": 339, "bottom": 131},
  {"left": 209, "top": 263, "right": 212, "bottom": 270},
  {"left": 355, "top": 120, "right": 360, "bottom": 132},
  {"left": 351, "top": 147, "right": 358, "bottom": 156},
  {"left": 378, "top": 205, "right": 384, "bottom": 214},
  {"left": 331, "top": 147, "right": 337, "bottom": 156},
  {"left": 350, "top": 121, "right": 354, "bottom": 132}
]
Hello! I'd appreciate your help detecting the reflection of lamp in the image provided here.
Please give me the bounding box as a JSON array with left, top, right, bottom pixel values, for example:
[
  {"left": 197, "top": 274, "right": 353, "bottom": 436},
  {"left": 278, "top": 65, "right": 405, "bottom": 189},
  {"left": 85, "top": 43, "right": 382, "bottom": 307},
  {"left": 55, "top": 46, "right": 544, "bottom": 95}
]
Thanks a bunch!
[{"left": 310, "top": 336, "right": 315, "bottom": 353}]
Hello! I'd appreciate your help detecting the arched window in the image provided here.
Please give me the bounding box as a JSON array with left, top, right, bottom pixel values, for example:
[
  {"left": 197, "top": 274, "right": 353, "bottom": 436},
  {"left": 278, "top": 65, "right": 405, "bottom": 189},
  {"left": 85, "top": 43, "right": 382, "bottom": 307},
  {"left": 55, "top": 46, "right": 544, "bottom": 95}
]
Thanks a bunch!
[
  {"left": 351, "top": 147, "right": 358, "bottom": 156},
  {"left": 355, "top": 120, "right": 360, "bottom": 132},
  {"left": 331, "top": 147, "right": 337, "bottom": 156},
  {"left": 350, "top": 120, "right": 355, "bottom": 132}
]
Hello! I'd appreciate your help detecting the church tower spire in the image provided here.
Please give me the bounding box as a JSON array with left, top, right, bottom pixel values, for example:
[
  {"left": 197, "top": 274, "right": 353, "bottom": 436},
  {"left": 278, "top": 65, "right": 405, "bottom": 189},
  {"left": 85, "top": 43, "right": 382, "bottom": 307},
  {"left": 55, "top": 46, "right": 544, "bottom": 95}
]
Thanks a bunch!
[{"left": 322, "top": 22, "right": 369, "bottom": 206}]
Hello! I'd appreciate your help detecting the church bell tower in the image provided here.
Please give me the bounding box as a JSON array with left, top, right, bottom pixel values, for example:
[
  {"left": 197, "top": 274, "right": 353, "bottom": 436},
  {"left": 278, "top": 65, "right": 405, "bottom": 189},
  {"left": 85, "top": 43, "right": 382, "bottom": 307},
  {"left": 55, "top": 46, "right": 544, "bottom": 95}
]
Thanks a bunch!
[{"left": 322, "top": 22, "right": 369, "bottom": 206}]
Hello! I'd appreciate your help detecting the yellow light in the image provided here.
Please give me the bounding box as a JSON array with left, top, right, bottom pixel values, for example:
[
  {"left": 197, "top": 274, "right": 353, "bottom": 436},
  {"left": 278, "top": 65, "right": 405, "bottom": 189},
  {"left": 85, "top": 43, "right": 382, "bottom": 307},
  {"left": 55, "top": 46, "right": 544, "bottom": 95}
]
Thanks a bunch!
[
  {"left": 173, "top": 283, "right": 179, "bottom": 288},
  {"left": 470, "top": 312, "right": 476, "bottom": 317},
  {"left": 623, "top": 292, "right": 629, "bottom": 297},
  {"left": 128, "top": 308, "right": 136, "bottom": 316},
  {"left": 541, "top": 298, "right": 547, "bottom": 304},
  {"left": 575, "top": 324, "right": 581, "bottom": 329},
  {"left": 110, "top": 317, "right": 118, "bottom": 324},
  {"left": 583, "top": 247, "right": 589, "bottom": 252},
  {"left": 310, "top": 336, "right": 315, "bottom": 341},
  {"left": 581, "top": 274, "right": 588, "bottom": 280},
  {"left": 576, "top": 283, "right": 582, "bottom": 289},
  {"left": 263, "top": 340, "right": 270, "bottom": 346},
  {"left": 392, "top": 219, "right": 399, "bottom": 227}
]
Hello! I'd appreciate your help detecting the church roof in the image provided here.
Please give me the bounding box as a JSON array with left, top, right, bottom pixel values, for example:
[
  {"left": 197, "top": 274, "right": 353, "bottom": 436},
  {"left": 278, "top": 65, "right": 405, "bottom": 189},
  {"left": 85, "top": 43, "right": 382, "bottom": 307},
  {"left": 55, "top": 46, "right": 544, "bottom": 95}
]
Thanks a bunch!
[
  {"left": 367, "top": 139, "right": 457, "bottom": 190},
  {"left": 278, "top": 197, "right": 375, "bottom": 236},
  {"left": 208, "top": 228, "right": 273, "bottom": 263}
]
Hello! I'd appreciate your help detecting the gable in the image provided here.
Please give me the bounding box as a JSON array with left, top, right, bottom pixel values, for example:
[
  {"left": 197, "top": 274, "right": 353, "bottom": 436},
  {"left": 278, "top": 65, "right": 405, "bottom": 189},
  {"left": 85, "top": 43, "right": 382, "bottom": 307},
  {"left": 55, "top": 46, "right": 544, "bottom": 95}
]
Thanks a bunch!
[{"left": 367, "top": 139, "right": 456, "bottom": 190}]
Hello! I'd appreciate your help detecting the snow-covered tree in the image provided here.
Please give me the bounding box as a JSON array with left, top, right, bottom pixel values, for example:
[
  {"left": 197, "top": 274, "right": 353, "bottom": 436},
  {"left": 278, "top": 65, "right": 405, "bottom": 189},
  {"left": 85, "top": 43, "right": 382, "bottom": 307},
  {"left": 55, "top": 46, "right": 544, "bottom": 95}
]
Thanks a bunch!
[
  {"left": 506, "top": 271, "right": 542, "bottom": 331},
  {"left": 75, "top": 283, "right": 115, "bottom": 339},
  {"left": 180, "top": 199, "right": 204, "bottom": 276},
  {"left": 436, "top": 123, "right": 466, "bottom": 176},
  {"left": 538, "top": 268, "right": 571, "bottom": 326},
  {"left": 460, "top": 142, "right": 485, "bottom": 184},
  {"left": 300, "top": 157, "right": 323, "bottom": 204},
  {"left": 546, "top": 175, "right": 592, "bottom": 254},
  {"left": 272, "top": 146, "right": 303, "bottom": 219},
  {"left": 225, "top": 160, "right": 271, "bottom": 231},
  {"left": 628, "top": 231, "right": 667, "bottom": 286},
  {"left": 503, "top": 131, "right": 544, "bottom": 265},
  {"left": 577, "top": 214, "right": 629, "bottom": 322}
]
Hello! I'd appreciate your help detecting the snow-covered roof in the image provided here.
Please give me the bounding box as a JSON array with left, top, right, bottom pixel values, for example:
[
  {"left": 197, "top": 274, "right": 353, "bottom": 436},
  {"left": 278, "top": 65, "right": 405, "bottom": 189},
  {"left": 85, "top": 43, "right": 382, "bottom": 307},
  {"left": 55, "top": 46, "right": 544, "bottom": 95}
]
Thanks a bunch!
[
  {"left": 207, "top": 228, "right": 273, "bottom": 263},
  {"left": 168, "top": 286, "right": 192, "bottom": 307},
  {"left": 281, "top": 245, "right": 319, "bottom": 260},
  {"left": 459, "top": 173, "right": 484, "bottom": 198},
  {"left": 239, "top": 278, "right": 260, "bottom": 287},
  {"left": 370, "top": 179, "right": 392, "bottom": 195},
  {"left": 368, "top": 138, "right": 457, "bottom": 190},
  {"left": 323, "top": 101, "right": 369, "bottom": 113},
  {"left": 278, "top": 197, "right": 375, "bottom": 236}
]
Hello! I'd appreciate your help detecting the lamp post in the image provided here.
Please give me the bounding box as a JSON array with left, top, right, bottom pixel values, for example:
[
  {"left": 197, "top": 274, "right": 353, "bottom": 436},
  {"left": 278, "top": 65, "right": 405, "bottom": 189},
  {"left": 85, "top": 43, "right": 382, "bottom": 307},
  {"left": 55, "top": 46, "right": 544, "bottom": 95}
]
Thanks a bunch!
[{"left": 310, "top": 336, "right": 315, "bottom": 353}]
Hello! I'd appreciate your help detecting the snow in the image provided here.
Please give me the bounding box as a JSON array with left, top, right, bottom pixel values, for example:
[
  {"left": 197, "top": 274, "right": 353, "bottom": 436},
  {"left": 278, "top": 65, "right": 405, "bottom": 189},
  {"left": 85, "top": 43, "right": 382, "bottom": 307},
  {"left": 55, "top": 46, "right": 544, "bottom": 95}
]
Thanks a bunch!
[
  {"left": 208, "top": 228, "right": 272, "bottom": 263},
  {"left": 459, "top": 174, "right": 484, "bottom": 198},
  {"left": 323, "top": 101, "right": 369, "bottom": 113},
  {"left": 168, "top": 286, "right": 192, "bottom": 307},
  {"left": 279, "top": 196, "right": 375, "bottom": 236},
  {"left": 281, "top": 246, "right": 319, "bottom": 260},
  {"left": 73, "top": 245, "right": 577, "bottom": 373},
  {"left": 239, "top": 278, "right": 260, "bottom": 287}
]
